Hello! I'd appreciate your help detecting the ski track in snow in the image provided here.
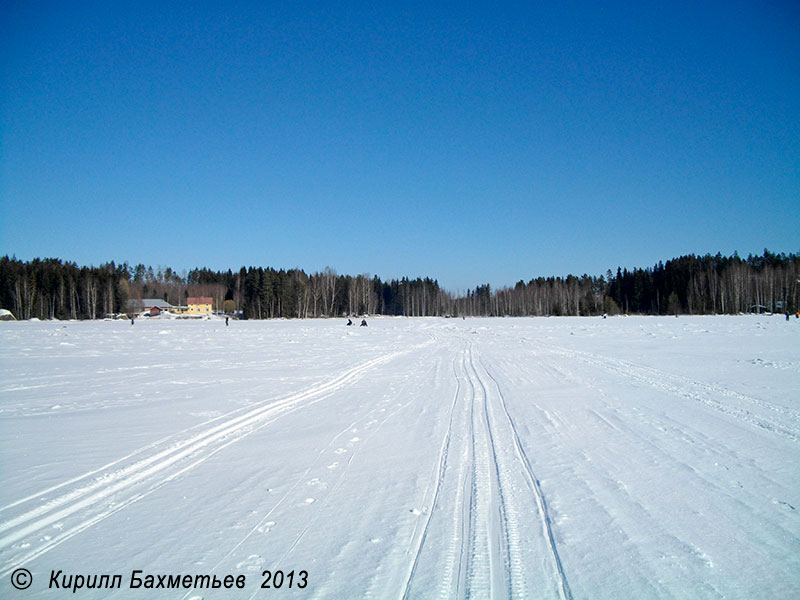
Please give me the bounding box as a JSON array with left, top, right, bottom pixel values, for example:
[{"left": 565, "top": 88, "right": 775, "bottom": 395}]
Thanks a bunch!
[
  {"left": 1, "top": 316, "right": 798, "bottom": 599},
  {"left": 0, "top": 348, "right": 411, "bottom": 578}
]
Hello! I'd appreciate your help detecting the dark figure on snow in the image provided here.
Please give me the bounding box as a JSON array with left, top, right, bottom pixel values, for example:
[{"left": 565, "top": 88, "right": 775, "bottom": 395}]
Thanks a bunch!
[
  {"left": 360, "top": 319, "right": 367, "bottom": 327},
  {"left": 131, "top": 317, "right": 135, "bottom": 326},
  {"left": 347, "top": 318, "right": 353, "bottom": 326},
  {"left": 226, "top": 316, "right": 229, "bottom": 326}
]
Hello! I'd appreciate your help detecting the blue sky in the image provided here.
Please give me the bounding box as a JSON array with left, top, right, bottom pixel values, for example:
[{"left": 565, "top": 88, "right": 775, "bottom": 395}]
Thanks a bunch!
[{"left": 1, "top": 1, "right": 798, "bottom": 291}]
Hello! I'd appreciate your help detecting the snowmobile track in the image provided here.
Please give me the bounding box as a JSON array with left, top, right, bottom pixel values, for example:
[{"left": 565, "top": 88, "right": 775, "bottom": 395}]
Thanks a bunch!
[{"left": 477, "top": 353, "right": 573, "bottom": 600}]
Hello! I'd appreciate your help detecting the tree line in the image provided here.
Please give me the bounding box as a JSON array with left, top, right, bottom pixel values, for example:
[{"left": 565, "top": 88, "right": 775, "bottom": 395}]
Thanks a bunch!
[{"left": 1, "top": 251, "right": 797, "bottom": 321}]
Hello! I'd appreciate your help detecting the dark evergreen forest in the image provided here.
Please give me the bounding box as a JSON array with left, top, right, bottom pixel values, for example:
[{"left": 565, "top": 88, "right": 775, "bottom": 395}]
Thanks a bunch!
[{"left": 1, "top": 251, "right": 798, "bottom": 320}]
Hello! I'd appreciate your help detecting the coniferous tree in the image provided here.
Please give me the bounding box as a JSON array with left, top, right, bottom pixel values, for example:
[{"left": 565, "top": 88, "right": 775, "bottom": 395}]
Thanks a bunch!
[{"left": 1, "top": 250, "right": 797, "bottom": 320}]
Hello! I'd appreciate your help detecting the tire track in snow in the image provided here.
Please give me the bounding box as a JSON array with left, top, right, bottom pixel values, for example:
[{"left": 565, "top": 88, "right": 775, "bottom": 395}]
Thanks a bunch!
[{"left": 0, "top": 350, "right": 406, "bottom": 577}]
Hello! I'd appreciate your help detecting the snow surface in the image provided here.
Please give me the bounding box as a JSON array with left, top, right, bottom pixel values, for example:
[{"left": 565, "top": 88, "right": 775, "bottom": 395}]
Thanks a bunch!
[{"left": 1, "top": 315, "right": 798, "bottom": 599}]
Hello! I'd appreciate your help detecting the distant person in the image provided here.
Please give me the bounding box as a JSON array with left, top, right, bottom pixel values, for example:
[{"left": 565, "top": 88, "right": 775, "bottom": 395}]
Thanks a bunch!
[
  {"left": 360, "top": 319, "right": 367, "bottom": 327},
  {"left": 131, "top": 317, "right": 134, "bottom": 326},
  {"left": 226, "top": 316, "right": 229, "bottom": 326},
  {"left": 347, "top": 318, "right": 353, "bottom": 326}
]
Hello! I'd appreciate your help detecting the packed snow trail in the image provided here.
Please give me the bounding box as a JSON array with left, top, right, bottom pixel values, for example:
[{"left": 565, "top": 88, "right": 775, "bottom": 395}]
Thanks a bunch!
[
  {"left": 399, "top": 340, "right": 572, "bottom": 600},
  {"left": 1, "top": 316, "right": 798, "bottom": 599},
  {"left": 477, "top": 351, "right": 572, "bottom": 600}
]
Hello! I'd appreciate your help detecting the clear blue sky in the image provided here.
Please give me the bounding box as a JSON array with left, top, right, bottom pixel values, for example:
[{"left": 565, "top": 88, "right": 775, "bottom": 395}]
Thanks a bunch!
[{"left": 2, "top": 1, "right": 798, "bottom": 291}]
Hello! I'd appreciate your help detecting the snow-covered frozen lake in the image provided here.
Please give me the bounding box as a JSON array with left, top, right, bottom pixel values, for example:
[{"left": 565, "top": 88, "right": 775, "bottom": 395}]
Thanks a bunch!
[{"left": 1, "top": 315, "right": 798, "bottom": 599}]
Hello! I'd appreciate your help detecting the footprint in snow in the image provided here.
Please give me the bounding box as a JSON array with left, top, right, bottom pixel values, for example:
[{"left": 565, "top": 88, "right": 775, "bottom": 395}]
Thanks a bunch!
[
  {"left": 349, "top": 437, "right": 360, "bottom": 443},
  {"left": 327, "top": 462, "right": 339, "bottom": 470},
  {"left": 303, "top": 498, "right": 315, "bottom": 505},
  {"left": 235, "top": 554, "right": 264, "bottom": 571},
  {"left": 334, "top": 448, "right": 347, "bottom": 455},
  {"left": 257, "top": 521, "right": 276, "bottom": 534}
]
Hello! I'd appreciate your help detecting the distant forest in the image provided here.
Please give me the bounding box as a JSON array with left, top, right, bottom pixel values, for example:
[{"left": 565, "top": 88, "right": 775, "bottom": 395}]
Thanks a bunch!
[{"left": 1, "top": 251, "right": 798, "bottom": 320}]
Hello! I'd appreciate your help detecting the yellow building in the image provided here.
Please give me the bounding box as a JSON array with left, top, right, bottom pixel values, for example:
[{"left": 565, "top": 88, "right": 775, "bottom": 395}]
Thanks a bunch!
[{"left": 186, "top": 296, "right": 213, "bottom": 315}]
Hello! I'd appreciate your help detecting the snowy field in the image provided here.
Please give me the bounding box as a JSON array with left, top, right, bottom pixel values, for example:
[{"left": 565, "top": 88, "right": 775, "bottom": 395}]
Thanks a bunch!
[{"left": 1, "top": 315, "right": 798, "bottom": 599}]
